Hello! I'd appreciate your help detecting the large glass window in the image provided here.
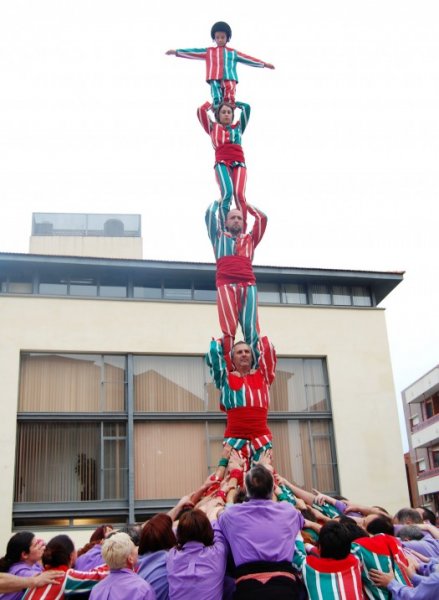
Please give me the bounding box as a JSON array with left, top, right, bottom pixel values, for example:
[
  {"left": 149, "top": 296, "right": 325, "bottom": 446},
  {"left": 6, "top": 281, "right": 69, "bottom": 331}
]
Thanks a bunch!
[
  {"left": 15, "top": 422, "right": 127, "bottom": 502},
  {"left": 134, "top": 356, "right": 206, "bottom": 412},
  {"left": 271, "top": 420, "right": 337, "bottom": 493},
  {"left": 19, "top": 354, "right": 126, "bottom": 412},
  {"left": 16, "top": 352, "right": 336, "bottom": 524},
  {"left": 271, "top": 358, "right": 330, "bottom": 412}
]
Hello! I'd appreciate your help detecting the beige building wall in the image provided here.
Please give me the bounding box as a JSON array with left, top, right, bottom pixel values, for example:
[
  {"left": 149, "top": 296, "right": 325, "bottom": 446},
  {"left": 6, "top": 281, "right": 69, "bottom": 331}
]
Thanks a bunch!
[
  {"left": 29, "top": 235, "right": 143, "bottom": 259},
  {"left": 0, "top": 295, "right": 408, "bottom": 545}
]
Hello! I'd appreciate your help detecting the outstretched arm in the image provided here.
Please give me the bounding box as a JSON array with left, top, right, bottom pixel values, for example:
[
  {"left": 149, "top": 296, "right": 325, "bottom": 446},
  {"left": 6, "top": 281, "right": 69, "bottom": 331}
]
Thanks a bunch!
[
  {"left": 0, "top": 572, "right": 62, "bottom": 594},
  {"left": 236, "top": 50, "right": 275, "bottom": 70},
  {"left": 168, "top": 47, "right": 208, "bottom": 60},
  {"left": 247, "top": 204, "right": 267, "bottom": 247}
]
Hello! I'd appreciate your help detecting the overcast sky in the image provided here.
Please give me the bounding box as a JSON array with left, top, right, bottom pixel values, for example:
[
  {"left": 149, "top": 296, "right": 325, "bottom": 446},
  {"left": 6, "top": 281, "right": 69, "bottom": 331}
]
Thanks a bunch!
[{"left": 1, "top": 1, "right": 438, "bottom": 448}]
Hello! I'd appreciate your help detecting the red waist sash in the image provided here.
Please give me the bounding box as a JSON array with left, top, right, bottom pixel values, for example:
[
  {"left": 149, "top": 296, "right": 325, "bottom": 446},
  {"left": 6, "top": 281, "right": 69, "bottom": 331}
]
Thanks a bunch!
[
  {"left": 224, "top": 406, "right": 271, "bottom": 440},
  {"left": 215, "top": 143, "right": 245, "bottom": 165},
  {"left": 216, "top": 255, "right": 255, "bottom": 286}
]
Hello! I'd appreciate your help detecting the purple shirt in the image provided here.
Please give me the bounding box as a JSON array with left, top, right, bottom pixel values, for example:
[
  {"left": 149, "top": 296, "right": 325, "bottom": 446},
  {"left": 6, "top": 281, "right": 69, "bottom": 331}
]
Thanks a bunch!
[
  {"left": 402, "top": 538, "right": 439, "bottom": 559},
  {"left": 74, "top": 545, "right": 104, "bottom": 571},
  {"left": 166, "top": 522, "right": 227, "bottom": 600},
  {"left": 89, "top": 568, "right": 156, "bottom": 600},
  {"left": 334, "top": 499, "right": 363, "bottom": 518},
  {"left": 137, "top": 551, "right": 169, "bottom": 600},
  {"left": 0, "top": 562, "right": 43, "bottom": 600},
  {"left": 219, "top": 498, "right": 305, "bottom": 566},
  {"left": 388, "top": 570, "right": 439, "bottom": 599}
]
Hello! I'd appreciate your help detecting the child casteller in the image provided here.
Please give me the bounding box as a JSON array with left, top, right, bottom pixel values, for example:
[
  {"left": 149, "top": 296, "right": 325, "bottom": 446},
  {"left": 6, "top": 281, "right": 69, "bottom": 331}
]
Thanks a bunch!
[{"left": 166, "top": 21, "right": 275, "bottom": 108}]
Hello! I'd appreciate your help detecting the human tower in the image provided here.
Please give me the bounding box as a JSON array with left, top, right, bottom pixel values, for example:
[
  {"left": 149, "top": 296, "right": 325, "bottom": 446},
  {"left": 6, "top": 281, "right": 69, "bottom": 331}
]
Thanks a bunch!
[{"left": 167, "top": 21, "right": 277, "bottom": 466}]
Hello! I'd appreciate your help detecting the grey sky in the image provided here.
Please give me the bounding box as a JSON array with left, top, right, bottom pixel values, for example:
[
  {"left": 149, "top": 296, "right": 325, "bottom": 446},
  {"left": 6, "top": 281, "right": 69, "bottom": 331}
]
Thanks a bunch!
[{"left": 1, "top": 1, "right": 438, "bottom": 448}]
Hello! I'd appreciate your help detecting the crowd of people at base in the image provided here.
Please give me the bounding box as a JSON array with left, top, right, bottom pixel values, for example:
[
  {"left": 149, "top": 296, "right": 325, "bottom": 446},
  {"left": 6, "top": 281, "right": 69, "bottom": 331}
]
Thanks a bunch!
[{"left": 1, "top": 449, "right": 438, "bottom": 600}]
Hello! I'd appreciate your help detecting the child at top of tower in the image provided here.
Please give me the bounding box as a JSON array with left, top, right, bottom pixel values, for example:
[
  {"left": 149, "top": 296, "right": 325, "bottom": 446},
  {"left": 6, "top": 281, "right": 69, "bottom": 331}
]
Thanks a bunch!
[{"left": 166, "top": 21, "right": 275, "bottom": 108}]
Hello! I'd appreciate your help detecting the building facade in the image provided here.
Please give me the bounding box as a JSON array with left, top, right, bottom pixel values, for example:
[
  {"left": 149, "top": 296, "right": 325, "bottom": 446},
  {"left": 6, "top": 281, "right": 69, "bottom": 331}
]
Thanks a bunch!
[
  {"left": 403, "top": 365, "right": 439, "bottom": 514},
  {"left": 0, "top": 212, "right": 409, "bottom": 544}
]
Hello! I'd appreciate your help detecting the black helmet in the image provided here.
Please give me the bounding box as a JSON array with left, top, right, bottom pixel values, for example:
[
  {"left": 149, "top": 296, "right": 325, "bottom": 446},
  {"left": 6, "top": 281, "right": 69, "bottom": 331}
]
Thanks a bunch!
[{"left": 211, "top": 21, "right": 232, "bottom": 42}]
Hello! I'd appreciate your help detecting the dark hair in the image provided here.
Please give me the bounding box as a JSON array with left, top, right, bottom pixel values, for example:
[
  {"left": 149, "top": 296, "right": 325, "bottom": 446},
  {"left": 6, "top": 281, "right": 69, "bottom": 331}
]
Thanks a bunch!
[
  {"left": 301, "top": 508, "right": 318, "bottom": 522},
  {"left": 77, "top": 524, "right": 113, "bottom": 557},
  {"left": 115, "top": 525, "right": 141, "bottom": 547},
  {"left": 397, "top": 525, "right": 425, "bottom": 541},
  {"left": 319, "top": 522, "right": 351, "bottom": 560},
  {"left": 43, "top": 535, "right": 75, "bottom": 568},
  {"left": 90, "top": 525, "right": 113, "bottom": 543},
  {"left": 366, "top": 516, "right": 394, "bottom": 536},
  {"left": 139, "top": 514, "right": 176, "bottom": 554},
  {"left": 245, "top": 465, "right": 274, "bottom": 500},
  {"left": 211, "top": 21, "right": 232, "bottom": 41},
  {"left": 338, "top": 516, "right": 368, "bottom": 542},
  {"left": 233, "top": 488, "right": 247, "bottom": 504},
  {"left": 215, "top": 102, "right": 235, "bottom": 124},
  {"left": 395, "top": 508, "right": 422, "bottom": 525},
  {"left": 177, "top": 509, "right": 214, "bottom": 548},
  {"left": 0, "top": 532, "right": 35, "bottom": 572},
  {"left": 231, "top": 340, "right": 249, "bottom": 357},
  {"left": 418, "top": 506, "right": 437, "bottom": 526}
]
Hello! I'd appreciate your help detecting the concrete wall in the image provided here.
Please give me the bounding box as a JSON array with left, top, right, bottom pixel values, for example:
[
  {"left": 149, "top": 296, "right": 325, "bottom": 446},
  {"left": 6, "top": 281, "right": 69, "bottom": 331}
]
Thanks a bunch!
[{"left": 0, "top": 295, "right": 409, "bottom": 545}]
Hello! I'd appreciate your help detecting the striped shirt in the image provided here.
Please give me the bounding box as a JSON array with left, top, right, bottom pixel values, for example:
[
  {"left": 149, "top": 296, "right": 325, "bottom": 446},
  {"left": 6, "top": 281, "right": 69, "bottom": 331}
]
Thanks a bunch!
[
  {"left": 197, "top": 101, "right": 250, "bottom": 158},
  {"left": 302, "top": 554, "right": 364, "bottom": 600},
  {"left": 206, "top": 335, "right": 276, "bottom": 411},
  {"left": 23, "top": 565, "right": 108, "bottom": 600},
  {"left": 175, "top": 46, "right": 267, "bottom": 82},
  {"left": 352, "top": 535, "right": 412, "bottom": 599},
  {"left": 205, "top": 201, "right": 266, "bottom": 261}
]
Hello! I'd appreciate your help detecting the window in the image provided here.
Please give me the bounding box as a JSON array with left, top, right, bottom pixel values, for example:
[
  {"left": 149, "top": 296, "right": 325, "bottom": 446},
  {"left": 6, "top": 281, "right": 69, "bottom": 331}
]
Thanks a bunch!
[
  {"left": 431, "top": 449, "right": 439, "bottom": 469},
  {"left": 332, "top": 285, "right": 352, "bottom": 306},
  {"left": 258, "top": 283, "right": 281, "bottom": 303},
  {"left": 271, "top": 358, "right": 330, "bottom": 412},
  {"left": 133, "top": 286, "right": 162, "bottom": 299},
  {"left": 282, "top": 283, "right": 307, "bottom": 305},
  {"left": 193, "top": 288, "right": 217, "bottom": 301},
  {"left": 163, "top": 286, "right": 192, "bottom": 301},
  {"left": 417, "top": 458, "right": 427, "bottom": 474},
  {"left": 410, "top": 413, "right": 420, "bottom": 429},
  {"left": 352, "top": 286, "right": 372, "bottom": 307},
  {"left": 15, "top": 422, "right": 127, "bottom": 502},
  {"left": 19, "top": 354, "right": 126, "bottom": 412},
  {"left": 0, "top": 264, "right": 375, "bottom": 308},
  {"left": 70, "top": 278, "right": 98, "bottom": 297},
  {"left": 15, "top": 352, "right": 337, "bottom": 525},
  {"left": 311, "top": 284, "right": 331, "bottom": 305},
  {"left": 134, "top": 356, "right": 207, "bottom": 412},
  {"left": 424, "top": 393, "right": 439, "bottom": 420}
]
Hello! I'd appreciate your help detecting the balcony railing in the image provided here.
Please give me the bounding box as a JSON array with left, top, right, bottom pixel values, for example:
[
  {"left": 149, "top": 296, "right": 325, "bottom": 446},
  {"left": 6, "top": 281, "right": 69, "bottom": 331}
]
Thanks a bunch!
[
  {"left": 412, "top": 411, "right": 439, "bottom": 433},
  {"left": 418, "top": 466, "right": 439, "bottom": 481}
]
